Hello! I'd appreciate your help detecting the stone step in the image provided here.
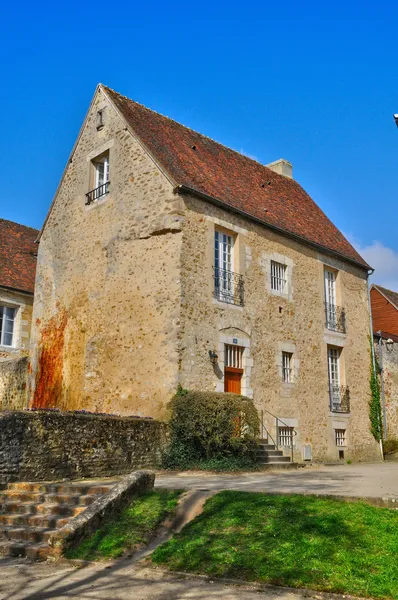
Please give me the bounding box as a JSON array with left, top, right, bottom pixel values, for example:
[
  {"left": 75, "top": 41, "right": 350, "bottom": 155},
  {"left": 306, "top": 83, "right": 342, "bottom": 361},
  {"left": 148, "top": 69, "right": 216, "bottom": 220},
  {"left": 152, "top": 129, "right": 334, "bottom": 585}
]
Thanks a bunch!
[
  {"left": 257, "top": 444, "right": 276, "bottom": 451},
  {"left": 0, "top": 491, "right": 98, "bottom": 507},
  {"left": 6, "top": 482, "right": 112, "bottom": 496},
  {"left": 0, "top": 512, "right": 71, "bottom": 529},
  {"left": 0, "top": 539, "right": 52, "bottom": 560},
  {"left": 0, "top": 525, "right": 56, "bottom": 543},
  {"left": 0, "top": 501, "right": 86, "bottom": 517},
  {"left": 258, "top": 455, "right": 291, "bottom": 464},
  {"left": 256, "top": 451, "right": 285, "bottom": 459}
]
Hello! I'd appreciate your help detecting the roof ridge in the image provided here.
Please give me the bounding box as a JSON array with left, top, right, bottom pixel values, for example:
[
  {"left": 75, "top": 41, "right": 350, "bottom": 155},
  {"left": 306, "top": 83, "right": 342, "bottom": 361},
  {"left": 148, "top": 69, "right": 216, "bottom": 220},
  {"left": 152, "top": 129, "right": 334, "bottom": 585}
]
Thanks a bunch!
[
  {"left": 101, "top": 84, "right": 288, "bottom": 179},
  {"left": 0, "top": 217, "right": 39, "bottom": 233}
]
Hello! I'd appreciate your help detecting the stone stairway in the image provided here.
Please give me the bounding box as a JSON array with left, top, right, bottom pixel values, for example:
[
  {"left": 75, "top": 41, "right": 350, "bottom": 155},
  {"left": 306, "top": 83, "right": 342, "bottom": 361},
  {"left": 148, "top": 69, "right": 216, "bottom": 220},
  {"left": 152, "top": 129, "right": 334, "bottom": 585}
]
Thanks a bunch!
[
  {"left": 256, "top": 439, "right": 293, "bottom": 467},
  {"left": 0, "top": 480, "right": 114, "bottom": 560}
]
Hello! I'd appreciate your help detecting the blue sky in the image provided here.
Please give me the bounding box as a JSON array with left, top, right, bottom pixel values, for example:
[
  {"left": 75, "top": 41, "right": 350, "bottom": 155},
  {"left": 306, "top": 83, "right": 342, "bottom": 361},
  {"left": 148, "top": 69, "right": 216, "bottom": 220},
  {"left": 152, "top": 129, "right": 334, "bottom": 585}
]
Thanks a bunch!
[{"left": 2, "top": 0, "right": 398, "bottom": 287}]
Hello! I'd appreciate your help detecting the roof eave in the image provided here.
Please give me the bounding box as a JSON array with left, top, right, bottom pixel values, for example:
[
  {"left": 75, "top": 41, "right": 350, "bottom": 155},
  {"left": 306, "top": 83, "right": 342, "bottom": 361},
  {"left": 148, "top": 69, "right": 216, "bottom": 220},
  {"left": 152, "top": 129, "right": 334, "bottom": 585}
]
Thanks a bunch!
[
  {"left": 176, "top": 184, "right": 372, "bottom": 273},
  {"left": 371, "top": 284, "right": 398, "bottom": 311},
  {"left": 0, "top": 284, "right": 34, "bottom": 297}
]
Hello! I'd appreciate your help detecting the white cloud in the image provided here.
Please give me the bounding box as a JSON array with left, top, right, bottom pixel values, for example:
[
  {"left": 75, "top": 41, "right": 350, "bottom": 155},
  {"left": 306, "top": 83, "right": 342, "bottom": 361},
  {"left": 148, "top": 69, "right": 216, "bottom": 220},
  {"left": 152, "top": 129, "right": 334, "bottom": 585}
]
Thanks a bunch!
[{"left": 352, "top": 239, "right": 398, "bottom": 291}]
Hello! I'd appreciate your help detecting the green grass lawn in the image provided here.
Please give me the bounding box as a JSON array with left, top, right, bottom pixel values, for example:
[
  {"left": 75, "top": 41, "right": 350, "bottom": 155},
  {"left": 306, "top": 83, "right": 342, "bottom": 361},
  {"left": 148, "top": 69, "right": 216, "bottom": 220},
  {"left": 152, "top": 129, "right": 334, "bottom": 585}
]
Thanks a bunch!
[
  {"left": 66, "top": 489, "right": 181, "bottom": 561},
  {"left": 152, "top": 491, "right": 398, "bottom": 599}
]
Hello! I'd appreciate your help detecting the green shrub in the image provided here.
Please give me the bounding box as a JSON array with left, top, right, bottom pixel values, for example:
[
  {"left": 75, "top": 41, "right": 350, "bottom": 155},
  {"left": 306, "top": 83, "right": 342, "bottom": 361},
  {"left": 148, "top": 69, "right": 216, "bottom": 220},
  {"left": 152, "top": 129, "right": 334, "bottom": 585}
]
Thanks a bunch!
[
  {"left": 163, "top": 390, "right": 260, "bottom": 469},
  {"left": 383, "top": 439, "right": 398, "bottom": 456}
]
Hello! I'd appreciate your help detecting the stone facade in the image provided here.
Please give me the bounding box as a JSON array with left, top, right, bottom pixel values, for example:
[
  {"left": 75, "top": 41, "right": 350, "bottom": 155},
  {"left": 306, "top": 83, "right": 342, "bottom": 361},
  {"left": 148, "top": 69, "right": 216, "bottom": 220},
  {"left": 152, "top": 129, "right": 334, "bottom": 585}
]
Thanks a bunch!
[
  {"left": 29, "top": 86, "right": 380, "bottom": 463},
  {"left": 0, "top": 411, "right": 167, "bottom": 483},
  {"left": 375, "top": 337, "right": 398, "bottom": 440},
  {"left": 29, "top": 90, "right": 184, "bottom": 416},
  {"left": 178, "top": 195, "right": 379, "bottom": 462},
  {"left": 0, "top": 357, "right": 28, "bottom": 410}
]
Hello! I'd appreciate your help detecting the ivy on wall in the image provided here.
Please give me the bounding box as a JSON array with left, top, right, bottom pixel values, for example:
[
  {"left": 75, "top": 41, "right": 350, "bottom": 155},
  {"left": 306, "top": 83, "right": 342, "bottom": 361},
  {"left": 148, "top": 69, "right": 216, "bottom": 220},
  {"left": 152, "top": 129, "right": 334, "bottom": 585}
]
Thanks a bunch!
[{"left": 369, "top": 339, "right": 382, "bottom": 442}]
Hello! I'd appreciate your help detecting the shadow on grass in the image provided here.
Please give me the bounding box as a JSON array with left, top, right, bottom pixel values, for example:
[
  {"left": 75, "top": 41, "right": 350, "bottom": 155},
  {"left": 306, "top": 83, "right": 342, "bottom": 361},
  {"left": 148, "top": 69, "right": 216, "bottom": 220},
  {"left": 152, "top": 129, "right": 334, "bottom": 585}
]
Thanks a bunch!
[{"left": 152, "top": 491, "right": 398, "bottom": 599}]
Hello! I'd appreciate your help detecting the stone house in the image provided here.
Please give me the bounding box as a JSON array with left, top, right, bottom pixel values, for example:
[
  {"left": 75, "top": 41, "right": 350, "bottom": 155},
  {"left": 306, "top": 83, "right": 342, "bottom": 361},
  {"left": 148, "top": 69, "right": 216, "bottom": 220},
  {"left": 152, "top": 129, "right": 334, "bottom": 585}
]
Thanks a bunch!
[
  {"left": 370, "top": 284, "right": 398, "bottom": 440},
  {"left": 29, "top": 84, "right": 380, "bottom": 462},
  {"left": 0, "top": 218, "right": 38, "bottom": 409}
]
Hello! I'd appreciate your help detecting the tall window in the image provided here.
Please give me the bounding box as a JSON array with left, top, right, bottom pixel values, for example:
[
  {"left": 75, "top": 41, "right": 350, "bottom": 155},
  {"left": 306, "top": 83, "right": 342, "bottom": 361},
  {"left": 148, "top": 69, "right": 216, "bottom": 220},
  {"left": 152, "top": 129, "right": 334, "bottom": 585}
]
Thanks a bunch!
[
  {"left": 215, "top": 230, "right": 233, "bottom": 274},
  {"left": 282, "top": 352, "right": 293, "bottom": 382},
  {"left": 271, "top": 261, "right": 286, "bottom": 293},
  {"left": 86, "top": 152, "right": 110, "bottom": 205},
  {"left": 94, "top": 154, "right": 110, "bottom": 189},
  {"left": 324, "top": 268, "right": 337, "bottom": 329},
  {"left": 328, "top": 346, "right": 341, "bottom": 407},
  {"left": 0, "top": 306, "right": 16, "bottom": 347}
]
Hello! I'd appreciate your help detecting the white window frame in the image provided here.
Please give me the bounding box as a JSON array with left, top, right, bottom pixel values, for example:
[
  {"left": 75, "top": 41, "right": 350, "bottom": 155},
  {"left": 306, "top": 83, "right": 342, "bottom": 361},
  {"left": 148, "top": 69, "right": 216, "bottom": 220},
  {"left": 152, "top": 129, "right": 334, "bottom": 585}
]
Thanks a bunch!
[
  {"left": 271, "top": 261, "right": 287, "bottom": 294},
  {"left": 214, "top": 230, "right": 235, "bottom": 302},
  {"left": 282, "top": 351, "right": 293, "bottom": 383},
  {"left": 94, "top": 154, "right": 110, "bottom": 190},
  {"left": 324, "top": 268, "right": 338, "bottom": 329},
  {"left": 328, "top": 347, "right": 341, "bottom": 407},
  {"left": 0, "top": 305, "right": 17, "bottom": 347}
]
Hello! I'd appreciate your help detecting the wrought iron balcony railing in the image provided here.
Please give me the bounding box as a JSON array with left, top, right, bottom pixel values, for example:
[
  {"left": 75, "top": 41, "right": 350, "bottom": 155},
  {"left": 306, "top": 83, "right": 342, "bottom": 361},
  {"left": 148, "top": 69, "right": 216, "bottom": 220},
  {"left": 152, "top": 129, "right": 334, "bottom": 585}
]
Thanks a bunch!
[
  {"left": 329, "top": 384, "right": 350, "bottom": 413},
  {"left": 213, "top": 267, "right": 244, "bottom": 307},
  {"left": 325, "top": 302, "right": 346, "bottom": 334},
  {"left": 85, "top": 181, "right": 110, "bottom": 205}
]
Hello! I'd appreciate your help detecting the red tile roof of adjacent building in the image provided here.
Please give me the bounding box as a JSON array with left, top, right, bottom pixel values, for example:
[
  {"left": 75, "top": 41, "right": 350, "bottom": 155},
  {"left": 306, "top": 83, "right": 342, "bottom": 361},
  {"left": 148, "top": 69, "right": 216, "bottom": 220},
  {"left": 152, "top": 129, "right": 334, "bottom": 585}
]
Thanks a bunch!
[
  {"left": 103, "top": 85, "right": 370, "bottom": 270},
  {"left": 373, "top": 285, "right": 398, "bottom": 310},
  {"left": 0, "top": 218, "right": 38, "bottom": 294}
]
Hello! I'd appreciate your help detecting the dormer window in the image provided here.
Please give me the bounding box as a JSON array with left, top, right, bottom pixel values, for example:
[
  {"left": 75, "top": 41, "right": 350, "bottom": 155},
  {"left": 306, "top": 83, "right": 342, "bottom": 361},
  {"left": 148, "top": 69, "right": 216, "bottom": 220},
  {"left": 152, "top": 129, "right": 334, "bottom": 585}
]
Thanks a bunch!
[{"left": 86, "top": 151, "right": 110, "bottom": 205}]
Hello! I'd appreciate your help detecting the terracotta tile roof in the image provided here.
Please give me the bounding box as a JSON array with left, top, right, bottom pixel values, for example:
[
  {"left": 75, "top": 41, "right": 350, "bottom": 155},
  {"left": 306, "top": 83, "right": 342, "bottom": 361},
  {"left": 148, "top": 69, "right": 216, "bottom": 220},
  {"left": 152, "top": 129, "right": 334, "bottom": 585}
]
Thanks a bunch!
[
  {"left": 103, "top": 85, "right": 370, "bottom": 269},
  {"left": 0, "top": 219, "right": 38, "bottom": 294},
  {"left": 373, "top": 285, "right": 398, "bottom": 310}
]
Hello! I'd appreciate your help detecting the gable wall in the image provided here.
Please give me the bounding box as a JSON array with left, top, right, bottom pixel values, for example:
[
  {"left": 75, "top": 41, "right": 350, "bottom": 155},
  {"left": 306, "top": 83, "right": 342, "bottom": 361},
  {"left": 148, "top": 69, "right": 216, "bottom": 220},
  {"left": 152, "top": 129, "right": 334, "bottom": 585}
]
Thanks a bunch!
[
  {"left": 29, "top": 89, "right": 185, "bottom": 418},
  {"left": 370, "top": 288, "right": 398, "bottom": 336}
]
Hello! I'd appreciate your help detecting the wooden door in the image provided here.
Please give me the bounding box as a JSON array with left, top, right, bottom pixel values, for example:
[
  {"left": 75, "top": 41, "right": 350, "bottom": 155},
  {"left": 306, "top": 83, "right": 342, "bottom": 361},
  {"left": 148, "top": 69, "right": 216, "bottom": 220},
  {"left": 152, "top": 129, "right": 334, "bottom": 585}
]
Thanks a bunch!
[{"left": 224, "top": 367, "right": 243, "bottom": 394}]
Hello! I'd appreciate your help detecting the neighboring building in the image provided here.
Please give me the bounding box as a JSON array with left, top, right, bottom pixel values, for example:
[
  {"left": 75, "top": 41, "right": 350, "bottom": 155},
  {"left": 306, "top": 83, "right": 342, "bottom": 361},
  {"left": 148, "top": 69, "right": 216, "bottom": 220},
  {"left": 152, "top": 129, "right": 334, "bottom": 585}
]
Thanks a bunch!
[
  {"left": 0, "top": 219, "right": 38, "bottom": 410},
  {"left": 0, "top": 219, "right": 38, "bottom": 360},
  {"left": 29, "top": 84, "right": 380, "bottom": 462},
  {"left": 370, "top": 284, "right": 398, "bottom": 440}
]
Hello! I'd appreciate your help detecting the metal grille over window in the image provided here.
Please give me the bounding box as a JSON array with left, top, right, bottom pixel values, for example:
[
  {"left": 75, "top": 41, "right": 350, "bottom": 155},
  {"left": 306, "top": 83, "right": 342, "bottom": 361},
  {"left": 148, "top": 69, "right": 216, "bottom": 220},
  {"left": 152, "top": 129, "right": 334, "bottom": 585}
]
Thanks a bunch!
[
  {"left": 214, "top": 230, "right": 244, "bottom": 306},
  {"left": 0, "top": 305, "right": 16, "bottom": 347},
  {"left": 225, "top": 344, "right": 244, "bottom": 369},
  {"left": 335, "top": 429, "right": 346, "bottom": 446},
  {"left": 282, "top": 352, "right": 292, "bottom": 382},
  {"left": 271, "top": 261, "right": 287, "bottom": 293},
  {"left": 278, "top": 426, "right": 294, "bottom": 447}
]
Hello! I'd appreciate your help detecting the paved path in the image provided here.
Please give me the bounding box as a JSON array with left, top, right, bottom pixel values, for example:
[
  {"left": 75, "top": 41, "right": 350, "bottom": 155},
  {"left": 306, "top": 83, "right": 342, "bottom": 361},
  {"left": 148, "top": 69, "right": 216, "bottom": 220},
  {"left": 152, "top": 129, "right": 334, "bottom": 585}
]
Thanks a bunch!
[
  {"left": 0, "top": 558, "right": 352, "bottom": 600},
  {"left": 156, "top": 462, "right": 398, "bottom": 499}
]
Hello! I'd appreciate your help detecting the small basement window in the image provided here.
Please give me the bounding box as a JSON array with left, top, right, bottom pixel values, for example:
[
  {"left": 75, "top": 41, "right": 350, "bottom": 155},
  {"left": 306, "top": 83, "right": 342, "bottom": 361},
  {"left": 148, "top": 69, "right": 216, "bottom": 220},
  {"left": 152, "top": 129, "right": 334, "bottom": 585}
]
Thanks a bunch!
[
  {"left": 335, "top": 429, "right": 346, "bottom": 447},
  {"left": 278, "top": 426, "right": 294, "bottom": 447},
  {"left": 0, "top": 305, "right": 16, "bottom": 347}
]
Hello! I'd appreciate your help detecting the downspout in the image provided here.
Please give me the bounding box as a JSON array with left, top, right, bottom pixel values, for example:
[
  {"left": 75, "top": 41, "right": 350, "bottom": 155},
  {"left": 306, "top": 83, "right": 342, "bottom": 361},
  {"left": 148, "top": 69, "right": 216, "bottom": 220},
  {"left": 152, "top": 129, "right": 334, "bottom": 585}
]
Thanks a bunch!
[{"left": 367, "top": 271, "right": 384, "bottom": 459}]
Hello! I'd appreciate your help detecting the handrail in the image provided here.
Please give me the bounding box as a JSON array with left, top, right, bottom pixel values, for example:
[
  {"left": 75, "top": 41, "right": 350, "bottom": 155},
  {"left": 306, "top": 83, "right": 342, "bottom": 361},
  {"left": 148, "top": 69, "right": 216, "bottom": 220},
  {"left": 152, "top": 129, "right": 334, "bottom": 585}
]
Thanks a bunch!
[{"left": 260, "top": 409, "right": 296, "bottom": 463}]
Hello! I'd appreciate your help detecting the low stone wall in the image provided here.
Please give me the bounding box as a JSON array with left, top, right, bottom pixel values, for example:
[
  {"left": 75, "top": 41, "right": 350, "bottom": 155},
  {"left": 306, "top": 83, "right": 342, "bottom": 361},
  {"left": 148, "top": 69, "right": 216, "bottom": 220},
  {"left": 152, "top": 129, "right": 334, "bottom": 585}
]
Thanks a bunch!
[
  {"left": 0, "top": 357, "right": 28, "bottom": 411},
  {"left": 0, "top": 410, "right": 168, "bottom": 484},
  {"left": 49, "top": 470, "right": 155, "bottom": 555}
]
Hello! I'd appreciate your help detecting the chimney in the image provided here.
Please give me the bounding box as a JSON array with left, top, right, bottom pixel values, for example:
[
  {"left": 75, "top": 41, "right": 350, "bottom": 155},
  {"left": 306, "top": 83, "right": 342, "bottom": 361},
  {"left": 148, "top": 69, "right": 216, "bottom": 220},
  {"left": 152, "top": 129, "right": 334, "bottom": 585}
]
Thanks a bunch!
[{"left": 266, "top": 158, "right": 293, "bottom": 179}]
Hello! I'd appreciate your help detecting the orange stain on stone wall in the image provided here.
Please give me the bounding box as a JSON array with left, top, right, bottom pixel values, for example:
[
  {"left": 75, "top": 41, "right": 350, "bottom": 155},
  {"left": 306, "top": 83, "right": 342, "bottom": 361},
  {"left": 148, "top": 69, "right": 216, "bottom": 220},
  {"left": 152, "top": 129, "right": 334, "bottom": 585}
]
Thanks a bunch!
[{"left": 32, "top": 310, "right": 68, "bottom": 409}]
